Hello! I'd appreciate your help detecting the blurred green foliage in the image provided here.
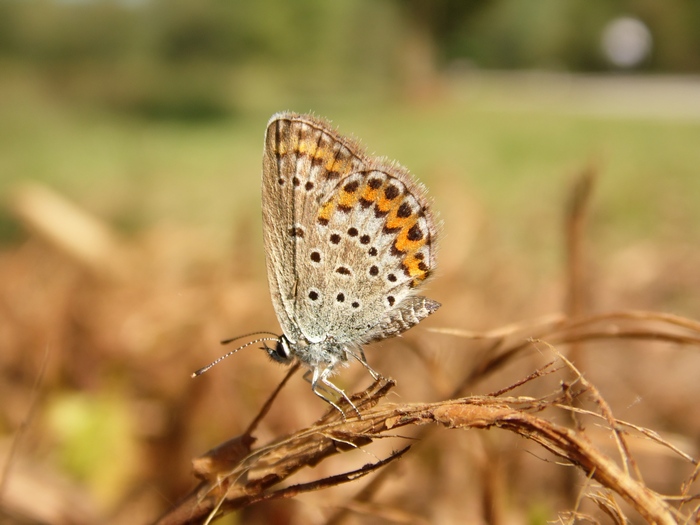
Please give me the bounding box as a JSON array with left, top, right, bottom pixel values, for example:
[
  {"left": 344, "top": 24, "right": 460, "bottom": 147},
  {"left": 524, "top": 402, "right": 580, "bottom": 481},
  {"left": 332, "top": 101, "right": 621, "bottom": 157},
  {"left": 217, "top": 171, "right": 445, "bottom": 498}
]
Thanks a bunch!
[
  {"left": 46, "top": 391, "right": 137, "bottom": 505},
  {"left": 0, "top": 0, "right": 403, "bottom": 118},
  {"left": 2, "top": 0, "right": 699, "bottom": 70},
  {"left": 446, "top": 0, "right": 700, "bottom": 71},
  {"left": 1, "top": 0, "right": 699, "bottom": 120}
]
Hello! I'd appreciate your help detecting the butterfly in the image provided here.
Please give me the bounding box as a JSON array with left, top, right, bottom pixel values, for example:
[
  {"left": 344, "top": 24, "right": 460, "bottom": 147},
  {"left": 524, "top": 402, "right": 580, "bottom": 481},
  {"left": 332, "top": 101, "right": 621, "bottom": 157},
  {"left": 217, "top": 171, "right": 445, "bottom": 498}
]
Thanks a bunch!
[{"left": 259, "top": 112, "right": 440, "bottom": 414}]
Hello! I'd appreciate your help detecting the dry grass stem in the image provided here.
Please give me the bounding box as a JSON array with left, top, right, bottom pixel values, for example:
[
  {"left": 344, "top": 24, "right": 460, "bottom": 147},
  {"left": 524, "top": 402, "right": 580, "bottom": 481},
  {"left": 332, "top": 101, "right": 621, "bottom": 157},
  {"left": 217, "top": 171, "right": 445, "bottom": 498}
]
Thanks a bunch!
[
  {"left": 157, "top": 318, "right": 700, "bottom": 524},
  {"left": 4, "top": 176, "right": 700, "bottom": 524}
]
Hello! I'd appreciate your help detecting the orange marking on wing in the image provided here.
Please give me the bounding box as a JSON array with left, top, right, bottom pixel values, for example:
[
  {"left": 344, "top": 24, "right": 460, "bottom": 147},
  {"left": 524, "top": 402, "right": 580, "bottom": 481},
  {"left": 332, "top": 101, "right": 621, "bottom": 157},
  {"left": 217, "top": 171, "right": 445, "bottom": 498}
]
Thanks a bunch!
[
  {"left": 296, "top": 138, "right": 311, "bottom": 155},
  {"left": 375, "top": 195, "right": 395, "bottom": 213},
  {"left": 403, "top": 255, "right": 425, "bottom": 277},
  {"left": 376, "top": 183, "right": 402, "bottom": 213},
  {"left": 361, "top": 185, "right": 379, "bottom": 203},
  {"left": 385, "top": 210, "right": 414, "bottom": 232},
  {"left": 338, "top": 188, "right": 360, "bottom": 209},
  {"left": 394, "top": 226, "right": 425, "bottom": 254},
  {"left": 277, "top": 142, "right": 287, "bottom": 156},
  {"left": 411, "top": 274, "right": 428, "bottom": 286},
  {"left": 318, "top": 201, "right": 334, "bottom": 222},
  {"left": 403, "top": 253, "right": 430, "bottom": 288}
]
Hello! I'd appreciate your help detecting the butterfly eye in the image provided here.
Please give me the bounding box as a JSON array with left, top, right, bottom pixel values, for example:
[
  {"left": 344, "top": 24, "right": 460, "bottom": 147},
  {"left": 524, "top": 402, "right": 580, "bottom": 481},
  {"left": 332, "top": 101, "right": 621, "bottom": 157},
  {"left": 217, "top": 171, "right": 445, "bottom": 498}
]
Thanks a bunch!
[{"left": 266, "top": 336, "right": 293, "bottom": 364}]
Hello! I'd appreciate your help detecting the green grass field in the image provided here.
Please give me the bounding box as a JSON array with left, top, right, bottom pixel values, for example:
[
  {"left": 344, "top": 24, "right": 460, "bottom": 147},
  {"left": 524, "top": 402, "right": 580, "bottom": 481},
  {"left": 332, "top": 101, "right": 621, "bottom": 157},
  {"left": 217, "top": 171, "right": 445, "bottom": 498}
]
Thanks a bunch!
[{"left": 3, "top": 71, "right": 700, "bottom": 252}]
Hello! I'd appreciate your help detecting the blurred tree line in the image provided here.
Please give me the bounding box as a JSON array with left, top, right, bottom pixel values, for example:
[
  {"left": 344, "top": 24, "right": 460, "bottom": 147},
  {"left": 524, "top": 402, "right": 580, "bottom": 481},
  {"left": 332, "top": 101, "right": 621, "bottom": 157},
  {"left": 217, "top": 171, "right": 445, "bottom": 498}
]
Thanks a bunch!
[{"left": 1, "top": 0, "right": 698, "bottom": 119}]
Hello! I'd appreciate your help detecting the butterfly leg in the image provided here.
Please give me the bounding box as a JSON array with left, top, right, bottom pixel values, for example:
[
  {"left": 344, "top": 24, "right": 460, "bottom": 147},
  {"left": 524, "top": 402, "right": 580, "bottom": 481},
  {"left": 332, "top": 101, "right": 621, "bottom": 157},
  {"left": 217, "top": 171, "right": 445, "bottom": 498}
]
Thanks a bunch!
[
  {"left": 350, "top": 347, "right": 383, "bottom": 381},
  {"left": 310, "top": 366, "right": 361, "bottom": 418},
  {"left": 301, "top": 369, "right": 337, "bottom": 400},
  {"left": 302, "top": 367, "right": 343, "bottom": 413}
]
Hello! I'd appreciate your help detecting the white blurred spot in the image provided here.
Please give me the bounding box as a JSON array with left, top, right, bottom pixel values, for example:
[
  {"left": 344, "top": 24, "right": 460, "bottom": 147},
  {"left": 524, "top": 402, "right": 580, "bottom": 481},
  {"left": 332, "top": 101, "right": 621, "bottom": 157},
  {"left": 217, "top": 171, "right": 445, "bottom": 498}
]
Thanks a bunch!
[{"left": 602, "top": 16, "right": 653, "bottom": 68}]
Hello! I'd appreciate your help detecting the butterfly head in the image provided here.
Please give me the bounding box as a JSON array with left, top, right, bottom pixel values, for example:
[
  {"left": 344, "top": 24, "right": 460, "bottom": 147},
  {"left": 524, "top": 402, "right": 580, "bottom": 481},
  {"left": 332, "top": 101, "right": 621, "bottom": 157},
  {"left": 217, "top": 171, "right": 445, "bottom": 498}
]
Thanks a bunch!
[{"left": 265, "top": 335, "right": 294, "bottom": 364}]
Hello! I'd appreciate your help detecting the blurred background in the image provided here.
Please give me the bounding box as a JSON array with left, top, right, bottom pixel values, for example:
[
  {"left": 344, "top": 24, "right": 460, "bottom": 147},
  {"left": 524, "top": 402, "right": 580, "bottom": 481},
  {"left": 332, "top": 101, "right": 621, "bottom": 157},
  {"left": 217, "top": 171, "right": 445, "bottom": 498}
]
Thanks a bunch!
[{"left": 2, "top": 1, "right": 700, "bottom": 523}]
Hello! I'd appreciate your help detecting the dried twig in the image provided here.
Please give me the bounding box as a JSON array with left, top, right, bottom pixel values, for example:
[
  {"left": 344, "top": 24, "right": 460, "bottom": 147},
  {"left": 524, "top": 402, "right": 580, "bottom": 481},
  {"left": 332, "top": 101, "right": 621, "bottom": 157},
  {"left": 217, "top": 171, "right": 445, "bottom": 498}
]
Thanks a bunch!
[
  {"left": 156, "top": 335, "right": 700, "bottom": 525},
  {"left": 565, "top": 163, "right": 596, "bottom": 320}
]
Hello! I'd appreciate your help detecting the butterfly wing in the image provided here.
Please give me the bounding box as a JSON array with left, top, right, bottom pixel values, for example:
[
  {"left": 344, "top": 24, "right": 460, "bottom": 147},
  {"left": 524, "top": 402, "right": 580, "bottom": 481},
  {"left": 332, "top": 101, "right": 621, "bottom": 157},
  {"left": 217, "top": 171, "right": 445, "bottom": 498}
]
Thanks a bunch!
[
  {"left": 262, "top": 112, "right": 367, "bottom": 342},
  {"left": 297, "top": 163, "right": 439, "bottom": 345}
]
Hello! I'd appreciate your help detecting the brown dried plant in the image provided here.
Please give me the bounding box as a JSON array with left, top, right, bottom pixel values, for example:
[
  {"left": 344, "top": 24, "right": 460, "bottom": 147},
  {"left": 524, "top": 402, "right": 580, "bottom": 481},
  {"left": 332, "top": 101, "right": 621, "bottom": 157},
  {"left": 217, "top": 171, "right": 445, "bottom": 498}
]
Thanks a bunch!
[
  {"left": 4, "top": 169, "right": 700, "bottom": 524},
  {"left": 154, "top": 310, "right": 700, "bottom": 525},
  {"left": 154, "top": 166, "right": 700, "bottom": 525}
]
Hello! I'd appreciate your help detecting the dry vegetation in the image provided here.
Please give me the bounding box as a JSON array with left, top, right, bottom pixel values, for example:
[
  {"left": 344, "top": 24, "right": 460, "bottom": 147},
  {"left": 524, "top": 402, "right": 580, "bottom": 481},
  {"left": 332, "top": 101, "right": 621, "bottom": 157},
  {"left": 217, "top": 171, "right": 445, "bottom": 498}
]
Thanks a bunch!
[{"left": 2, "top": 167, "right": 700, "bottom": 525}]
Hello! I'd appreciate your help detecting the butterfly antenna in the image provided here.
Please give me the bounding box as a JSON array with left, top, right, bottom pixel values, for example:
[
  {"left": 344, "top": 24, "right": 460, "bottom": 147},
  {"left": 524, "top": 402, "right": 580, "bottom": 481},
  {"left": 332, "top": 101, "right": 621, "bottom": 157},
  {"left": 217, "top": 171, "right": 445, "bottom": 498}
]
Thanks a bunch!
[
  {"left": 191, "top": 336, "right": 279, "bottom": 378},
  {"left": 220, "top": 331, "right": 279, "bottom": 346}
]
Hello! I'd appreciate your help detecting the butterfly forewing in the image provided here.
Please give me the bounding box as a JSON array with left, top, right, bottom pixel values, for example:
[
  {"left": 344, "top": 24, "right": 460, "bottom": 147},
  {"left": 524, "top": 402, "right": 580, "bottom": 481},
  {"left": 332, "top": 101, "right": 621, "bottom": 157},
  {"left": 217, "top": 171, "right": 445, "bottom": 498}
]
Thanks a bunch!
[{"left": 262, "top": 112, "right": 367, "bottom": 341}]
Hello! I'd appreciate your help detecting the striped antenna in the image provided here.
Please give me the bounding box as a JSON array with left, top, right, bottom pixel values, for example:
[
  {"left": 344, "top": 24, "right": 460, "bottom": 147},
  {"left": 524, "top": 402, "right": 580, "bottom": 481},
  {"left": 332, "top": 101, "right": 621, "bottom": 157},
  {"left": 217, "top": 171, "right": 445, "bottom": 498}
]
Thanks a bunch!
[
  {"left": 191, "top": 331, "right": 280, "bottom": 378},
  {"left": 219, "top": 331, "right": 279, "bottom": 346}
]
